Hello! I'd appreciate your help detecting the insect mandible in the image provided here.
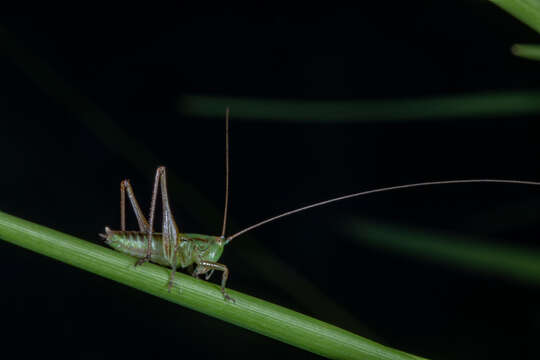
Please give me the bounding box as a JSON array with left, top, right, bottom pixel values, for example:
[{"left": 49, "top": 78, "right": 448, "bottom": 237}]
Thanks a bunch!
[{"left": 101, "top": 108, "right": 540, "bottom": 302}]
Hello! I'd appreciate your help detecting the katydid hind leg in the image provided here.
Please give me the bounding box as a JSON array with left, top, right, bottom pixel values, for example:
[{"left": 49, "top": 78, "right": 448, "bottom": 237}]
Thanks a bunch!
[
  {"left": 135, "top": 166, "right": 163, "bottom": 266},
  {"left": 120, "top": 179, "right": 150, "bottom": 232},
  {"left": 158, "top": 166, "right": 180, "bottom": 265},
  {"left": 136, "top": 166, "right": 182, "bottom": 269},
  {"left": 194, "top": 261, "right": 234, "bottom": 302}
]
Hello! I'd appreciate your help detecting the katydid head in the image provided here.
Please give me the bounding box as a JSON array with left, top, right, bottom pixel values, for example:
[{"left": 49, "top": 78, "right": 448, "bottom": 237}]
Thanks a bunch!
[
  {"left": 202, "top": 236, "right": 226, "bottom": 262},
  {"left": 186, "top": 233, "right": 226, "bottom": 262}
]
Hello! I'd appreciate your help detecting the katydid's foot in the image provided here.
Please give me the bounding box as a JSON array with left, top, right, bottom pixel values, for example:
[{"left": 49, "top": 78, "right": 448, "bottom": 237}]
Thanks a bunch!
[
  {"left": 222, "top": 289, "right": 235, "bottom": 303},
  {"left": 135, "top": 255, "right": 150, "bottom": 267},
  {"left": 167, "top": 270, "right": 176, "bottom": 293}
]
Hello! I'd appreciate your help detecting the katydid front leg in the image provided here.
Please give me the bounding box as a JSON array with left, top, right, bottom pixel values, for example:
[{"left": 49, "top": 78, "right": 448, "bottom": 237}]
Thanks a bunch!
[{"left": 193, "top": 261, "right": 234, "bottom": 302}]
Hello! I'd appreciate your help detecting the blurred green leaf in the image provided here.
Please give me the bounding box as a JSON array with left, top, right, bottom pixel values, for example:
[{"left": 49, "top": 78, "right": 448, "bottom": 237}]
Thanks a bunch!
[
  {"left": 489, "top": 0, "right": 540, "bottom": 34},
  {"left": 512, "top": 43, "right": 540, "bottom": 60},
  {"left": 179, "top": 92, "right": 540, "bottom": 122},
  {"left": 348, "top": 219, "right": 540, "bottom": 284}
]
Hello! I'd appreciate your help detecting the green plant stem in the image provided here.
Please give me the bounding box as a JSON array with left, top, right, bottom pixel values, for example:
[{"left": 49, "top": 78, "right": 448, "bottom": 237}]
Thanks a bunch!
[{"left": 0, "top": 210, "right": 425, "bottom": 360}]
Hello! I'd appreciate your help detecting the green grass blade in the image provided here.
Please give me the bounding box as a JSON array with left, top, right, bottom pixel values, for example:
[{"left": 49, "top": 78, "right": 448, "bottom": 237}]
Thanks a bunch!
[
  {"left": 512, "top": 43, "right": 540, "bottom": 60},
  {"left": 0, "top": 210, "right": 426, "bottom": 360},
  {"left": 179, "top": 91, "right": 540, "bottom": 122},
  {"left": 489, "top": 0, "right": 540, "bottom": 34},
  {"left": 348, "top": 219, "right": 540, "bottom": 285}
]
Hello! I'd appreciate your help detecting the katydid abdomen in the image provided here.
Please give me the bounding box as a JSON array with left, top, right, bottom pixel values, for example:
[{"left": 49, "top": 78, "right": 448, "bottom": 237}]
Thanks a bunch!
[
  {"left": 104, "top": 229, "right": 174, "bottom": 266},
  {"left": 103, "top": 227, "right": 225, "bottom": 269}
]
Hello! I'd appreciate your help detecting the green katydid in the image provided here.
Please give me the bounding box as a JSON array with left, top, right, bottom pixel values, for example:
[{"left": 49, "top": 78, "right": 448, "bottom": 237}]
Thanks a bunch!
[{"left": 101, "top": 109, "right": 540, "bottom": 302}]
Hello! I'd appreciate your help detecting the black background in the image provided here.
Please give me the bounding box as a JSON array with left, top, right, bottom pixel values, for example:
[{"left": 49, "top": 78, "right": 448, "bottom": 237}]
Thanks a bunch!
[{"left": 2, "top": 4, "right": 540, "bottom": 359}]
